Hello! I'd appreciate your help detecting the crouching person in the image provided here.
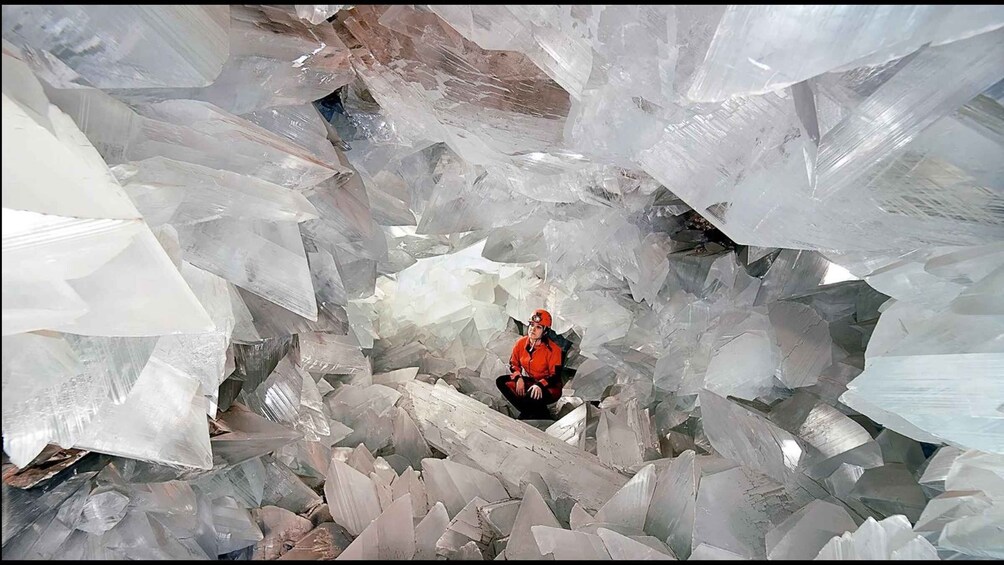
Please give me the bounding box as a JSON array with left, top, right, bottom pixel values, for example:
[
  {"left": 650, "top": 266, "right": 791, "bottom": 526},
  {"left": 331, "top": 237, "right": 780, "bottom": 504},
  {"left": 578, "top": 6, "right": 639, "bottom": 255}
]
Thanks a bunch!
[{"left": 496, "top": 309, "right": 563, "bottom": 420}]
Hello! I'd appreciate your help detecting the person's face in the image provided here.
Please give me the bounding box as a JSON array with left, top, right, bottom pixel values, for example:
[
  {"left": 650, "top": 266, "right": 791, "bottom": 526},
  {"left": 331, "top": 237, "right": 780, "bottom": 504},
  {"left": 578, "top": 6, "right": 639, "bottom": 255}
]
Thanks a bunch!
[{"left": 528, "top": 322, "right": 545, "bottom": 340}]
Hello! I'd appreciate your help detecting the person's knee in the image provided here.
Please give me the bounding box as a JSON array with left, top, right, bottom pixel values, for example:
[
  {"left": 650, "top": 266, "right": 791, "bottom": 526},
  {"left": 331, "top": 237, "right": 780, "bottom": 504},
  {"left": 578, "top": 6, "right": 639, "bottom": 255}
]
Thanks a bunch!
[
  {"left": 543, "top": 392, "right": 561, "bottom": 407},
  {"left": 496, "top": 375, "right": 511, "bottom": 393}
]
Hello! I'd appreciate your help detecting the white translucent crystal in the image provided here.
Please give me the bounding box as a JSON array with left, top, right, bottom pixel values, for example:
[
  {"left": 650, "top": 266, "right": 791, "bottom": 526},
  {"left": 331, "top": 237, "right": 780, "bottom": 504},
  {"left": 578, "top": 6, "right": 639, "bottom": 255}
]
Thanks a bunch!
[
  {"left": 593, "top": 464, "right": 656, "bottom": 534},
  {"left": 421, "top": 458, "right": 509, "bottom": 518},
  {"left": 945, "top": 450, "right": 1004, "bottom": 498},
  {"left": 45, "top": 89, "right": 342, "bottom": 191},
  {"left": 938, "top": 507, "right": 1004, "bottom": 559},
  {"left": 280, "top": 522, "right": 353, "bottom": 559},
  {"left": 1, "top": 5, "right": 229, "bottom": 88},
  {"left": 918, "top": 446, "right": 966, "bottom": 497},
  {"left": 261, "top": 456, "right": 322, "bottom": 514},
  {"left": 371, "top": 471, "right": 395, "bottom": 516},
  {"left": 2, "top": 277, "right": 89, "bottom": 337},
  {"left": 531, "top": 525, "right": 611, "bottom": 560},
  {"left": 699, "top": 390, "right": 807, "bottom": 483},
  {"left": 323, "top": 459, "right": 382, "bottom": 537},
  {"left": 326, "top": 384, "right": 399, "bottom": 451},
  {"left": 374, "top": 366, "right": 420, "bottom": 389},
  {"left": 241, "top": 103, "right": 343, "bottom": 169},
  {"left": 563, "top": 360, "right": 618, "bottom": 402},
  {"left": 597, "top": 527, "right": 676, "bottom": 560},
  {"left": 506, "top": 484, "right": 562, "bottom": 560},
  {"left": 54, "top": 228, "right": 216, "bottom": 337},
  {"left": 250, "top": 505, "right": 313, "bottom": 560},
  {"left": 848, "top": 464, "right": 927, "bottom": 523},
  {"left": 415, "top": 502, "right": 450, "bottom": 560},
  {"left": 346, "top": 443, "right": 377, "bottom": 476},
  {"left": 177, "top": 219, "right": 317, "bottom": 321},
  {"left": 294, "top": 370, "right": 331, "bottom": 442},
  {"left": 0, "top": 333, "right": 145, "bottom": 465},
  {"left": 693, "top": 466, "right": 812, "bottom": 559},
  {"left": 479, "top": 499, "right": 521, "bottom": 539},
  {"left": 72, "top": 356, "right": 213, "bottom": 469},
  {"left": 2, "top": 55, "right": 214, "bottom": 337},
  {"left": 435, "top": 496, "right": 492, "bottom": 558},
  {"left": 77, "top": 490, "right": 130, "bottom": 534},
  {"left": 212, "top": 404, "right": 304, "bottom": 467},
  {"left": 814, "top": 515, "right": 939, "bottom": 560},
  {"left": 813, "top": 30, "right": 1004, "bottom": 201},
  {"left": 401, "top": 380, "right": 628, "bottom": 514},
  {"left": 545, "top": 403, "right": 590, "bottom": 449},
  {"left": 687, "top": 6, "right": 1004, "bottom": 101},
  {"left": 300, "top": 332, "right": 371, "bottom": 377},
  {"left": 212, "top": 496, "right": 263, "bottom": 554},
  {"left": 192, "top": 457, "right": 267, "bottom": 508},
  {"left": 596, "top": 408, "right": 645, "bottom": 471},
  {"left": 294, "top": 5, "right": 344, "bottom": 25},
  {"left": 765, "top": 500, "right": 858, "bottom": 560},
  {"left": 689, "top": 543, "right": 750, "bottom": 560},
  {"left": 840, "top": 353, "right": 1004, "bottom": 453},
  {"left": 768, "top": 302, "right": 833, "bottom": 389},
  {"left": 643, "top": 36, "right": 1004, "bottom": 254},
  {"left": 106, "top": 6, "right": 356, "bottom": 115},
  {"left": 166, "top": 261, "right": 235, "bottom": 415},
  {"left": 240, "top": 356, "right": 304, "bottom": 427},
  {"left": 391, "top": 467, "right": 429, "bottom": 519},
  {"left": 767, "top": 391, "right": 884, "bottom": 480},
  {"left": 372, "top": 456, "right": 401, "bottom": 482},
  {"left": 913, "top": 490, "right": 993, "bottom": 547},
  {"left": 429, "top": 5, "right": 593, "bottom": 100},
  {"left": 391, "top": 408, "right": 432, "bottom": 471},
  {"left": 112, "top": 157, "right": 319, "bottom": 226},
  {"left": 2, "top": 72, "right": 136, "bottom": 221},
  {"left": 5, "top": 6, "right": 1004, "bottom": 561},
  {"left": 876, "top": 429, "right": 927, "bottom": 471},
  {"left": 337, "top": 493, "right": 416, "bottom": 560},
  {"left": 702, "top": 309, "right": 779, "bottom": 399},
  {"left": 644, "top": 450, "right": 698, "bottom": 559}
]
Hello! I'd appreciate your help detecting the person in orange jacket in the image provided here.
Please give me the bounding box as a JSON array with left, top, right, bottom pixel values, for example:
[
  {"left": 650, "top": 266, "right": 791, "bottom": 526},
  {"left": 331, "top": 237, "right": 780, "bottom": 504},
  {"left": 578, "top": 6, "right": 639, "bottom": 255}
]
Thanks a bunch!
[{"left": 496, "top": 308, "right": 564, "bottom": 420}]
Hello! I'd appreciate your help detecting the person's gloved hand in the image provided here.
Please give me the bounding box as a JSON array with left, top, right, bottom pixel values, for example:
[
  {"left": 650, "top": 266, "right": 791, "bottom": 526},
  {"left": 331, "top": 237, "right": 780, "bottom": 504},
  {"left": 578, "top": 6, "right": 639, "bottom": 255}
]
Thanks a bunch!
[
  {"left": 514, "top": 377, "right": 525, "bottom": 397},
  {"left": 529, "top": 384, "right": 542, "bottom": 400}
]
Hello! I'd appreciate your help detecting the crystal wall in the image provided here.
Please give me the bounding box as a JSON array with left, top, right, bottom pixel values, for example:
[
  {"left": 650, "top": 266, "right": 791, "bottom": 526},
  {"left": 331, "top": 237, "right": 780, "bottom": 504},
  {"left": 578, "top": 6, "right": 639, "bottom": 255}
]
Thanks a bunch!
[{"left": 2, "top": 4, "right": 1002, "bottom": 560}]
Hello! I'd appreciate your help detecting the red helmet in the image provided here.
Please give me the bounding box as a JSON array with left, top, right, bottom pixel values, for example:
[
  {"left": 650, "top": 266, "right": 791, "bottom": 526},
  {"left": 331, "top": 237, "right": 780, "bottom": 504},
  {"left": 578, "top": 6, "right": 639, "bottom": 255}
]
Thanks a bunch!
[{"left": 529, "top": 309, "right": 552, "bottom": 328}]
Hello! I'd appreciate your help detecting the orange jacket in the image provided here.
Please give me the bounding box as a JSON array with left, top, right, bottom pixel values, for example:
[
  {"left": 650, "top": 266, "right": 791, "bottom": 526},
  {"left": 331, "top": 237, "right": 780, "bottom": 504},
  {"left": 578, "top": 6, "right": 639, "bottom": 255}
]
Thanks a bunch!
[{"left": 509, "top": 335, "right": 563, "bottom": 388}]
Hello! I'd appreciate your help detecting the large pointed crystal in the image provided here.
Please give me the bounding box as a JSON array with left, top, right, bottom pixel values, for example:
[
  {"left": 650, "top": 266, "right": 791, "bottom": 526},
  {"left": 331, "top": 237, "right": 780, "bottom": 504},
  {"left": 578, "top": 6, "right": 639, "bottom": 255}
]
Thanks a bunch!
[
  {"left": 177, "top": 218, "right": 317, "bottom": 321},
  {"left": 415, "top": 501, "right": 450, "bottom": 560},
  {"left": 593, "top": 464, "right": 656, "bottom": 533},
  {"left": 401, "top": 380, "right": 628, "bottom": 513},
  {"left": 645, "top": 450, "right": 699, "bottom": 559},
  {"left": 840, "top": 353, "right": 1004, "bottom": 453},
  {"left": 687, "top": 6, "right": 1004, "bottom": 101},
  {"left": 1, "top": 6, "right": 229, "bottom": 88},
  {"left": 531, "top": 525, "right": 611, "bottom": 560},
  {"left": 323, "top": 459, "right": 382, "bottom": 536},
  {"left": 337, "top": 493, "right": 416, "bottom": 560},
  {"left": 765, "top": 500, "right": 858, "bottom": 560},
  {"left": 693, "top": 465, "right": 814, "bottom": 559},
  {"left": 506, "top": 484, "right": 562, "bottom": 560},
  {"left": 597, "top": 527, "right": 676, "bottom": 560},
  {"left": 814, "top": 515, "right": 939, "bottom": 560},
  {"left": 421, "top": 458, "right": 509, "bottom": 518}
]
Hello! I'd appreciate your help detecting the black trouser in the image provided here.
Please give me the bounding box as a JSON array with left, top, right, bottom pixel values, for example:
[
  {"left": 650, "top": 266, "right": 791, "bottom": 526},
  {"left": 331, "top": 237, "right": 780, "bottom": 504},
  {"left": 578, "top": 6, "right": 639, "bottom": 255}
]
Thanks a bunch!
[{"left": 496, "top": 375, "right": 560, "bottom": 420}]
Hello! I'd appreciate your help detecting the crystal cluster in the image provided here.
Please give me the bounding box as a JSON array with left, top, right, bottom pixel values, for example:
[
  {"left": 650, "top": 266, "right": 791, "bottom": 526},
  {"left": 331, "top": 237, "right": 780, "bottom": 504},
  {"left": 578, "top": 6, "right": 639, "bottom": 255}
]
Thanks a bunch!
[{"left": 2, "top": 4, "right": 1002, "bottom": 561}]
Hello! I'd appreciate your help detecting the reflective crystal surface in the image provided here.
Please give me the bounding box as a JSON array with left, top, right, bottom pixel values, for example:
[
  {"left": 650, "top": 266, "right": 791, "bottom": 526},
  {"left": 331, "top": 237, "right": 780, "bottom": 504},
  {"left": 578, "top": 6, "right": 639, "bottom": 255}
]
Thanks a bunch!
[
  {"left": 814, "top": 515, "right": 939, "bottom": 560},
  {"left": 1, "top": 6, "right": 229, "bottom": 89},
  {"left": 3, "top": 4, "right": 1002, "bottom": 562}
]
